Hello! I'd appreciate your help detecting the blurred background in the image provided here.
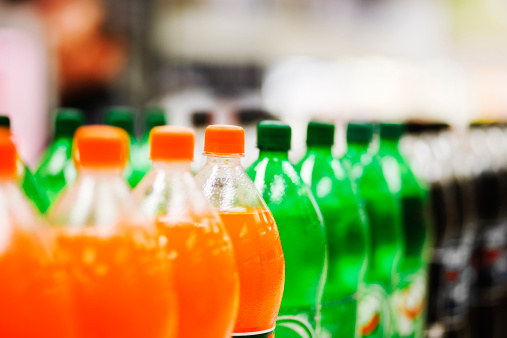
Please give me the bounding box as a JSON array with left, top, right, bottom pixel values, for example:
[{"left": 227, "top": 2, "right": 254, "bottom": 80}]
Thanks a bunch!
[
  {"left": 3, "top": 1, "right": 507, "bottom": 338},
  {"left": 2, "top": 0, "right": 507, "bottom": 165}
]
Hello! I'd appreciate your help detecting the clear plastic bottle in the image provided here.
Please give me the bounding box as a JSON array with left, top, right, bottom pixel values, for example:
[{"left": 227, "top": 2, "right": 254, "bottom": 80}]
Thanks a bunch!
[
  {"left": 133, "top": 125, "right": 239, "bottom": 338},
  {"left": 48, "top": 125, "right": 177, "bottom": 338},
  {"left": 195, "top": 125, "right": 285, "bottom": 338},
  {"left": 0, "top": 129, "right": 75, "bottom": 338}
]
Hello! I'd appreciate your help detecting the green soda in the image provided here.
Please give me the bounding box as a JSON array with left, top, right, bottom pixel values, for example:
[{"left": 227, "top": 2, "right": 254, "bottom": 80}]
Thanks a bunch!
[
  {"left": 130, "top": 107, "right": 166, "bottom": 186},
  {"left": 342, "top": 122, "right": 403, "bottom": 338},
  {"left": 297, "top": 122, "right": 369, "bottom": 338},
  {"left": 378, "top": 123, "right": 430, "bottom": 338},
  {"left": 247, "top": 120, "right": 327, "bottom": 337},
  {"left": 105, "top": 106, "right": 138, "bottom": 187},
  {"left": 0, "top": 115, "right": 50, "bottom": 213},
  {"left": 35, "top": 108, "right": 83, "bottom": 204}
]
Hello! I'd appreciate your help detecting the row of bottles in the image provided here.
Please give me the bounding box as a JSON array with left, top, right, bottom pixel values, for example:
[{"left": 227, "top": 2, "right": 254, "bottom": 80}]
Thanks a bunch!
[
  {"left": 403, "top": 121, "right": 507, "bottom": 338},
  {"left": 2, "top": 106, "right": 167, "bottom": 215},
  {"left": 2, "top": 110, "right": 432, "bottom": 337}
]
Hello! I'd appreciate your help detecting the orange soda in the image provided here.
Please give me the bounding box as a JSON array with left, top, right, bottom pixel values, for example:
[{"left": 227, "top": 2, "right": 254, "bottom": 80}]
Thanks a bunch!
[
  {"left": 195, "top": 125, "right": 285, "bottom": 337},
  {"left": 49, "top": 126, "right": 177, "bottom": 338},
  {"left": 0, "top": 129, "right": 74, "bottom": 338},
  {"left": 133, "top": 126, "right": 239, "bottom": 338}
]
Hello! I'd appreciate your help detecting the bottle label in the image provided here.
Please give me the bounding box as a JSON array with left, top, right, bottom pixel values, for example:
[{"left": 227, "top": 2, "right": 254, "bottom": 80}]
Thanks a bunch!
[
  {"left": 358, "top": 284, "right": 391, "bottom": 337},
  {"left": 232, "top": 327, "right": 275, "bottom": 337},
  {"left": 475, "top": 221, "right": 507, "bottom": 291},
  {"left": 393, "top": 272, "right": 427, "bottom": 337},
  {"left": 440, "top": 239, "right": 474, "bottom": 321}
]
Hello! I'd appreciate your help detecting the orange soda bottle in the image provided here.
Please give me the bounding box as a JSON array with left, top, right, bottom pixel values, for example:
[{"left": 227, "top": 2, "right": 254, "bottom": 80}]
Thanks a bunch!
[
  {"left": 133, "top": 125, "right": 240, "bottom": 338},
  {"left": 195, "top": 125, "right": 285, "bottom": 338},
  {"left": 0, "top": 128, "right": 75, "bottom": 338},
  {"left": 48, "top": 125, "right": 178, "bottom": 338}
]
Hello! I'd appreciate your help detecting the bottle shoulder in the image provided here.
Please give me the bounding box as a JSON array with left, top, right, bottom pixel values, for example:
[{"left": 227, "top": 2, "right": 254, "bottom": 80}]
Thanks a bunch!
[
  {"left": 248, "top": 157, "right": 323, "bottom": 223},
  {"left": 133, "top": 168, "right": 219, "bottom": 222},
  {"left": 195, "top": 161, "right": 268, "bottom": 211},
  {"left": 0, "top": 182, "right": 40, "bottom": 231},
  {"left": 379, "top": 152, "right": 425, "bottom": 196},
  {"left": 48, "top": 173, "right": 145, "bottom": 232}
]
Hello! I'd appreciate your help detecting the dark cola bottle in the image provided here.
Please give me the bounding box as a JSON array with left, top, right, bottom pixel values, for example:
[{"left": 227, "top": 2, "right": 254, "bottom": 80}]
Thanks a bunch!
[
  {"left": 468, "top": 122, "right": 507, "bottom": 338},
  {"left": 401, "top": 122, "right": 474, "bottom": 338}
]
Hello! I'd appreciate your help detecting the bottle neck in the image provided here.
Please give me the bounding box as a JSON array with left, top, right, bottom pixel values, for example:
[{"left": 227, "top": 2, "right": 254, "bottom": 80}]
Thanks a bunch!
[
  {"left": 79, "top": 167, "right": 124, "bottom": 177},
  {"left": 53, "top": 133, "right": 74, "bottom": 142},
  {"left": 306, "top": 145, "right": 332, "bottom": 157},
  {"left": 205, "top": 153, "right": 243, "bottom": 166},
  {"left": 379, "top": 138, "right": 400, "bottom": 153},
  {"left": 152, "top": 160, "right": 192, "bottom": 172},
  {"left": 258, "top": 149, "right": 289, "bottom": 160},
  {"left": 346, "top": 141, "right": 370, "bottom": 155}
]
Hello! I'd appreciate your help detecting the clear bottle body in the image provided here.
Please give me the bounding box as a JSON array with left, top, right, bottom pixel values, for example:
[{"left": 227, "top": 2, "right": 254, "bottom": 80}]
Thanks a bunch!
[
  {"left": 134, "top": 161, "right": 239, "bottom": 338},
  {"left": 0, "top": 180, "right": 74, "bottom": 338},
  {"left": 49, "top": 168, "right": 177, "bottom": 338},
  {"left": 196, "top": 154, "right": 285, "bottom": 337}
]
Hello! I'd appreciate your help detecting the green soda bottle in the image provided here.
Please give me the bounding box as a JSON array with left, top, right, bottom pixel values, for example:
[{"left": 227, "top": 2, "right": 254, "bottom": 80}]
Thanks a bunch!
[
  {"left": 130, "top": 107, "right": 167, "bottom": 185},
  {"left": 378, "top": 123, "right": 430, "bottom": 338},
  {"left": 35, "top": 108, "right": 84, "bottom": 204},
  {"left": 105, "top": 106, "right": 138, "bottom": 187},
  {"left": 0, "top": 115, "right": 50, "bottom": 213},
  {"left": 296, "top": 122, "right": 369, "bottom": 338},
  {"left": 342, "top": 122, "right": 403, "bottom": 338},
  {"left": 247, "top": 120, "right": 327, "bottom": 337}
]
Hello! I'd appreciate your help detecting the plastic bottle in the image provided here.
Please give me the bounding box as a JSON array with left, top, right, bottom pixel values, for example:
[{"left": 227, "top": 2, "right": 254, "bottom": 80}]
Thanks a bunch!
[
  {"left": 402, "top": 122, "right": 474, "bottom": 337},
  {"left": 35, "top": 108, "right": 84, "bottom": 203},
  {"left": 105, "top": 106, "right": 139, "bottom": 187},
  {"left": 378, "top": 123, "right": 431, "bottom": 338},
  {"left": 467, "top": 122, "right": 507, "bottom": 338},
  {"left": 133, "top": 125, "right": 239, "bottom": 338},
  {"left": 0, "top": 129, "right": 75, "bottom": 338},
  {"left": 195, "top": 125, "right": 285, "bottom": 338},
  {"left": 130, "top": 107, "right": 167, "bottom": 186},
  {"left": 0, "top": 116, "right": 49, "bottom": 213},
  {"left": 342, "top": 122, "right": 403, "bottom": 338},
  {"left": 246, "top": 120, "right": 327, "bottom": 337},
  {"left": 48, "top": 125, "right": 177, "bottom": 338},
  {"left": 297, "top": 121, "right": 369, "bottom": 338}
]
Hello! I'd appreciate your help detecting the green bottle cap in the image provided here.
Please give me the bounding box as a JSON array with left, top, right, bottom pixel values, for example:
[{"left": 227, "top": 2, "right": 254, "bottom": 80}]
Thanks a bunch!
[
  {"left": 257, "top": 120, "right": 291, "bottom": 151},
  {"left": 307, "top": 121, "right": 334, "bottom": 146},
  {"left": 144, "top": 107, "right": 167, "bottom": 132},
  {"left": 0, "top": 115, "right": 10, "bottom": 129},
  {"left": 55, "top": 108, "right": 84, "bottom": 138},
  {"left": 105, "top": 106, "right": 135, "bottom": 135},
  {"left": 346, "top": 122, "right": 373, "bottom": 143},
  {"left": 379, "top": 122, "right": 404, "bottom": 140}
]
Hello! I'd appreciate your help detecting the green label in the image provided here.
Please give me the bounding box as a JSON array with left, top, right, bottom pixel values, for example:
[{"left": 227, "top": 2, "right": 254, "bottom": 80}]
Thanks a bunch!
[
  {"left": 358, "top": 284, "right": 390, "bottom": 337},
  {"left": 392, "top": 272, "right": 426, "bottom": 338}
]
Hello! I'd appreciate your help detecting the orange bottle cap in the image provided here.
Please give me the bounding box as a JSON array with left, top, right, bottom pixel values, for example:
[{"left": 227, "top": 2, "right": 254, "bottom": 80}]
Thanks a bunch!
[
  {"left": 150, "top": 126, "right": 195, "bottom": 161},
  {"left": 0, "top": 128, "right": 17, "bottom": 178},
  {"left": 204, "top": 125, "right": 244, "bottom": 155},
  {"left": 74, "top": 125, "right": 129, "bottom": 168}
]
